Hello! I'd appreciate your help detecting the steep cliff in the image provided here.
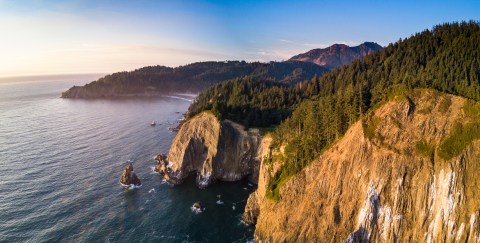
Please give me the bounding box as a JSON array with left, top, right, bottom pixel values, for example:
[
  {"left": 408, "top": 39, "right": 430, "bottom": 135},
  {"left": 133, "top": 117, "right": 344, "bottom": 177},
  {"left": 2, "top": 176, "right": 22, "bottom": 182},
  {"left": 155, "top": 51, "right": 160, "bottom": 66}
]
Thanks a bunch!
[
  {"left": 247, "top": 90, "right": 480, "bottom": 242},
  {"left": 156, "top": 112, "right": 262, "bottom": 187}
]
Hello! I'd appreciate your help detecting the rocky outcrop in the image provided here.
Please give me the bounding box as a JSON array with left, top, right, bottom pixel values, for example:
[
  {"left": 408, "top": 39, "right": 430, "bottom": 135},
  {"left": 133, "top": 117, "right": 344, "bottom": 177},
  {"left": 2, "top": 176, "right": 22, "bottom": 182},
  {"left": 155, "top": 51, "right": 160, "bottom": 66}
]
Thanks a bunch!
[
  {"left": 156, "top": 112, "right": 262, "bottom": 188},
  {"left": 120, "top": 163, "right": 141, "bottom": 186},
  {"left": 248, "top": 90, "right": 480, "bottom": 242}
]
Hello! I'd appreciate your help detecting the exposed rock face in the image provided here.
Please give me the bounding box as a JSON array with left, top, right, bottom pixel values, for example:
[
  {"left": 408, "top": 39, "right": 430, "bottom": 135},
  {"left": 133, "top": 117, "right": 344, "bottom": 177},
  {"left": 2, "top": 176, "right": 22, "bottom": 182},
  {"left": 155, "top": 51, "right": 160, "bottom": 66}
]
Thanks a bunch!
[
  {"left": 289, "top": 42, "right": 383, "bottom": 69},
  {"left": 243, "top": 135, "right": 276, "bottom": 225},
  {"left": 157, "top": 112, "right": 262, "bottom": 188},
  {"left": 248, "top": 91, "right": 480, "bottom": 242},
  {"left": 120, "top": 163, "right": 141, "bottom": 186}
]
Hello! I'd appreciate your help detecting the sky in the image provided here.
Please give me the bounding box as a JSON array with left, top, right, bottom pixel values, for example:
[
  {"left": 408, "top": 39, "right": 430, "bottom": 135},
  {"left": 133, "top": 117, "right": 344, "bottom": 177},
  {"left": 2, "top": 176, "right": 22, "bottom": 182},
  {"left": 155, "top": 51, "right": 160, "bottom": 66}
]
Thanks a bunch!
[{"left": 0, "top": 0, "right": 478, "bottom": 77}]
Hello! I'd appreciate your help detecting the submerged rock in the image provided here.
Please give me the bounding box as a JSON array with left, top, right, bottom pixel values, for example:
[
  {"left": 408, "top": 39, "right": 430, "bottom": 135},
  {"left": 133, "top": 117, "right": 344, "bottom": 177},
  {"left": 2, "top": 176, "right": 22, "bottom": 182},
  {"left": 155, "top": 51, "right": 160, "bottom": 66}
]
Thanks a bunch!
[
  {"left": 191, "top": 201, "right": 206, "bottom": 213},
  {"left": 120, "top": 162, "right": 141, "bottom": 186}
]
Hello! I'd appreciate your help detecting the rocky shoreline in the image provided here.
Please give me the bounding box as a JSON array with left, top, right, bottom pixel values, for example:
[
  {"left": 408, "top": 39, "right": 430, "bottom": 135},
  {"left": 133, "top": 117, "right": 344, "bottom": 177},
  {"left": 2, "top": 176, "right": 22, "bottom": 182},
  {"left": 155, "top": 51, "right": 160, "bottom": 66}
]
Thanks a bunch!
[{"left": 151, "top": 92, "right": 480, "bottom": 242}]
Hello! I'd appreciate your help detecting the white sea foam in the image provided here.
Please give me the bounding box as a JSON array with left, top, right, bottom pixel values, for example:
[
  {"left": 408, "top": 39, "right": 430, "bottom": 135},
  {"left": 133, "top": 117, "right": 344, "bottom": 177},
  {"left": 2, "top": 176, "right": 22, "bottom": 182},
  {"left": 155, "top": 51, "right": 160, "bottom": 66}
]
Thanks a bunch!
[
  {"left": 216, "top": 200, "right": 224, "bottom": 205},
  {"left": 162, "top": 95, "right": 193, "bottom": 102},
  {"left": 121, "top": 183, "right": 142, "bottom": 189},
  {"left": 191, "top": 206, "right": 204, "bottom": 214},
  {"left": 130, "top": 184, "right": 142, "bottom": 189},
  {"left": 149, "top": 188, "right": 156, "bottom": 193},
  {"left": 239, "top": 219, "right": 249, "bottom": 226},
  {"left": 150, "top": 166, "right": 157, "bottom": 173}
]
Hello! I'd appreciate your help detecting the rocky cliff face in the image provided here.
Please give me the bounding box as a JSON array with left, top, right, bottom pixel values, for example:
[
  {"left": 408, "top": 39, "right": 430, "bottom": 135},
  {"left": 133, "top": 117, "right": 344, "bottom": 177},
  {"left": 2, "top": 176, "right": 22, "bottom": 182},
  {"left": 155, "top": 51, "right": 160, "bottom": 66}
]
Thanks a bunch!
[
  {"left": 156, "top": 112, "right": 262, "bottom": 188},
  {"left": 289, "top": 42, "right": 383, "bottom": 70},
  {"left": 247, "top": 91, "right": 480, "bottom": 242}
]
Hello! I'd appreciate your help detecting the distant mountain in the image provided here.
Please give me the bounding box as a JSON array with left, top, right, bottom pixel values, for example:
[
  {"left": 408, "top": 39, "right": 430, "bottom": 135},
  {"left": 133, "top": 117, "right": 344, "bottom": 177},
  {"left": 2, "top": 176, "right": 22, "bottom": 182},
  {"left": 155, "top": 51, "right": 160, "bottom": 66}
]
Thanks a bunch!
[
  {"left": 61, "top": 61, "right": 328, "bottom": 98},
  {"left": 289, "top": 42, "right": 383, "bottom": 69}
]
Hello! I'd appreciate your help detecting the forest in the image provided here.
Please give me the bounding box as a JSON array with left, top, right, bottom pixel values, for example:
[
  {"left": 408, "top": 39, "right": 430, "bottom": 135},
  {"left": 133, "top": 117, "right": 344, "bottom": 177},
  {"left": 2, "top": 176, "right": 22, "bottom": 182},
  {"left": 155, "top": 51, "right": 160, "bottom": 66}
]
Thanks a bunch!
[
  {"left": 61, "top": 60, "right": 328, "bottom": 98},
  {"left": 187, "top": 21, "right": 480, "bottom": 199}
]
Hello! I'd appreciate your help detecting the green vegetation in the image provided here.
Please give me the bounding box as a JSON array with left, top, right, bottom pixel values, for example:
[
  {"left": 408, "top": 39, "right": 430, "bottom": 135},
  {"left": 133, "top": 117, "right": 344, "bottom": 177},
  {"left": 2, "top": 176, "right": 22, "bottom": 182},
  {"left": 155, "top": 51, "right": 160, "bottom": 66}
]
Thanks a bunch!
[
  {"left": 363, "top": 117, "right": 381, "bottom": 140},
  {"left": 415, "top": 139, "right": 435, "bottom": 158},
  {"left": 265, "top": 165, "right": 293, "bottom": 201},
  {"left": 462, "top": 100, "right": 480, "bottom": 118},
  {"left": 188, "top": 21, "right": 480, "bottom": 199},
  {"left": 438, "top": 101, "right": 480, "bottom": 160},
  {"left": 439, "top": 122, "right": 480, "bottom": 160},
  {"left": 188, "top": 78, "right": 299, "bottom": 127},
  {"left": 439, "top": 96, "right": 452, "bottom": 113},
  {"left": 62, "top": 61, "right": 328, "bottom": 98}
]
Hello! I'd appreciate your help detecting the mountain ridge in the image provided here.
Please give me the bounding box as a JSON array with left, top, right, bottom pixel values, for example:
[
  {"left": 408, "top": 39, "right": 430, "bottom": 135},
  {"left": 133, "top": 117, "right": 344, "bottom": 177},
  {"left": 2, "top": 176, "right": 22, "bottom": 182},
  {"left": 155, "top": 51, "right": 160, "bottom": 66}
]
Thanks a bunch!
[
  {"left": 60, "top": 42, "right": 384, "bottom": 99},
  {"left": 289, "top": 41, "right": 383, "bottom": 69},
  {"left": 60, "top": 60, "right": 329, "bottom": 98}
]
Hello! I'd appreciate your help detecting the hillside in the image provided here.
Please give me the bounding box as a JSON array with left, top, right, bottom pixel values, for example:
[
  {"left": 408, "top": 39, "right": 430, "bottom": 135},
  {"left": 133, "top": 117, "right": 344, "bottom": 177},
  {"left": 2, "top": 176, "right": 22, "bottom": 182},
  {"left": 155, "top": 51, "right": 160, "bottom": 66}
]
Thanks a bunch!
[
  {"left": 173, "top": 21, "right": 480, "bottom": 240},
  {"left": 251, "top": 90, "right": 480, "bottom": 241},
  {"left": 60, "top": 61, "right": 328, "bottom": 98},
  {"left": 188, "top": 21, "right": 480, "bottom": 187},
  {"left": 289, "top": 42, "right": 383, "bottom": 69}
]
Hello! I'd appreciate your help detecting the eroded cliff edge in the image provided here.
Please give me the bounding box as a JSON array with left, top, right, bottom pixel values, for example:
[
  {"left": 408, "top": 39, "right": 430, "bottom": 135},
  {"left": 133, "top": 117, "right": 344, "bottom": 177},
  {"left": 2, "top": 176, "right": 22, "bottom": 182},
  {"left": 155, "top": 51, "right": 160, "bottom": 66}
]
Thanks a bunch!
[
  {"left": 247, "top": 90, "right": 480, "bottom": 242},
  {"left": 156, "top": 112, "right": 263, "bottom": 187}
]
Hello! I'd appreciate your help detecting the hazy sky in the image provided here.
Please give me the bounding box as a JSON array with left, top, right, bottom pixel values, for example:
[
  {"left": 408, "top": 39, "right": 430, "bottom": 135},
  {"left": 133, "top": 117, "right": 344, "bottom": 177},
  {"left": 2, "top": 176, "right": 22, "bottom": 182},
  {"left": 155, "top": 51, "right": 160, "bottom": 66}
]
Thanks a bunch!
[{"left": 0, "top": 0, "right": 478, "bottom": 77}]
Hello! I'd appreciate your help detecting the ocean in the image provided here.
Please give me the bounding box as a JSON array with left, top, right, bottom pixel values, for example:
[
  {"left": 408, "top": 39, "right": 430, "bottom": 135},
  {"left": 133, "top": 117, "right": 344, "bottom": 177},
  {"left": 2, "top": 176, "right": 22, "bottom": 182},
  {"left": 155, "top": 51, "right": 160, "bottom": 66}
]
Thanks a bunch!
[{"left": 0, "top": 76, "right": 255, "bottom": 242}]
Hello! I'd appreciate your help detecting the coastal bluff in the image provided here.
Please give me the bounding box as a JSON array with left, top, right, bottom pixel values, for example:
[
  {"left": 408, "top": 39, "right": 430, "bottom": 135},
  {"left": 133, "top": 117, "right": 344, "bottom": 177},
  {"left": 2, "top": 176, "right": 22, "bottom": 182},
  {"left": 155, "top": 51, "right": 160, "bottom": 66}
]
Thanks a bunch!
[
  {"left": 247, "top": 91, "right": 480, "bottom": 242},
  {"left": 155, "top": 112, "right": 264, "bottom": 188}
]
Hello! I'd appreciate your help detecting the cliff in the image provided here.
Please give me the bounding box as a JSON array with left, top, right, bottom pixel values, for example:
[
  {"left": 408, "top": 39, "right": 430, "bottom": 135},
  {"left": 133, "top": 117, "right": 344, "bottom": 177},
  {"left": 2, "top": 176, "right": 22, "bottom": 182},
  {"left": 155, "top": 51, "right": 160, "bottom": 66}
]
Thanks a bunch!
[
  {"left": 247, "top": 90, "right": 480, "bottom": 242},
  {"left": 156, "top": 112, "right": 263, "bottom": 188}
]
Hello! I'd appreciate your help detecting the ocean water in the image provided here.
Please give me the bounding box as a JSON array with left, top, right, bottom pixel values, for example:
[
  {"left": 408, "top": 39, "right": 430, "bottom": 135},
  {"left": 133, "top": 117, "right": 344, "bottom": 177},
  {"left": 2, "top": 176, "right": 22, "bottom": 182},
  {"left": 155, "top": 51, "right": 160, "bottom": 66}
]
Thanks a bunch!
[{"left": 0, "top": 77, "right": 255, "bottom": 242}]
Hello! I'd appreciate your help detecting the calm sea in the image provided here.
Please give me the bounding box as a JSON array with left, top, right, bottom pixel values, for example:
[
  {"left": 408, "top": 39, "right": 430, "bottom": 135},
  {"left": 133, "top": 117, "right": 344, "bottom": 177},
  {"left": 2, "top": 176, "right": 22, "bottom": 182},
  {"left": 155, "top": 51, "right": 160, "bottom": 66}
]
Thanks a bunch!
[{"left": 0, "top": 76, "right": 255, "bottom": 242}]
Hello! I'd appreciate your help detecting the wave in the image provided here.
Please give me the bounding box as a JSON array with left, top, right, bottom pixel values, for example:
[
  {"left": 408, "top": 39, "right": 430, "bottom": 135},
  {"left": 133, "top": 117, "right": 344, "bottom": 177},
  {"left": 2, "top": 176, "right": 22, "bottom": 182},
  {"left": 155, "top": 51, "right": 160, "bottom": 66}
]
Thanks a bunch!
[
  {"left": 190, "top": 206, "right": 205, "bottom": 214},
  {"left": 162, "top": 95, "right": 193, "bottom": 102},
  {"left": 120, "top": 183, "right": 142, "bottom": 189},
  {"left": 150, "top": 166, "right": 157, "bottom": 174}
]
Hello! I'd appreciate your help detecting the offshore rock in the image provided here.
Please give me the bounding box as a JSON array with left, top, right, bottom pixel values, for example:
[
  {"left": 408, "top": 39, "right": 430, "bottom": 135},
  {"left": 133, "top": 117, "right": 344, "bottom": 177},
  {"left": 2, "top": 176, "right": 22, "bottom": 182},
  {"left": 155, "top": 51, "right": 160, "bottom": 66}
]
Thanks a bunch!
[
  {"left": 157, "top": 112, "right": 261, "bottom": 188},
  {"left": 120, "top": 163, "right": 141, "bottom": 186}
]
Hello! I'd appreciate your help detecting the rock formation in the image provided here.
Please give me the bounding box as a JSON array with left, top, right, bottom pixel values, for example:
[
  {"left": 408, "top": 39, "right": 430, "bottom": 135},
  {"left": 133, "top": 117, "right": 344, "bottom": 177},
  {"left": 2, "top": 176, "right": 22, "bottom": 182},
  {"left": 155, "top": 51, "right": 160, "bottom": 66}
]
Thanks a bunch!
[
  {"left": 120, "top": 163, "right": 141, "bottom": 186},
  {"left": 246, "top": 90, "right": 480, "bottom": 242},
  {"left": 156, "top": 112, "right": 262, "bottom": 188}
]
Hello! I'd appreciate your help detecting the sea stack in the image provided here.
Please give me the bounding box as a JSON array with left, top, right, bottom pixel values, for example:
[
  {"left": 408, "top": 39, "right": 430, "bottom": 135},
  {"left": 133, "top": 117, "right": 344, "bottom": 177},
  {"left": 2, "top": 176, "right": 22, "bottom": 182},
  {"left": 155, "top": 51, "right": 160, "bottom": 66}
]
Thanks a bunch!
[
  {"left": 158, "top": 112, "right": 261, "bottom": 188},
  {"left": 120, "top": 162, "right": 141, "bottom": 186}
]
